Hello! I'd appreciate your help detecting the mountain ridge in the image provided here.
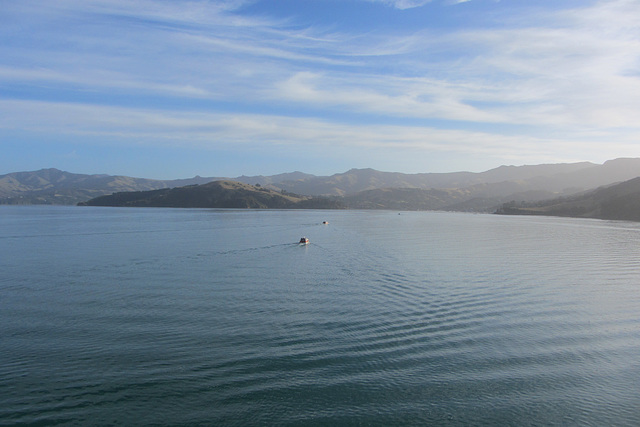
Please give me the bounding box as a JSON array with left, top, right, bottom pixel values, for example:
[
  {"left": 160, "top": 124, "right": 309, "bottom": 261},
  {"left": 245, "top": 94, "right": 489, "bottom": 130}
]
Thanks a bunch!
[{"left": 3, "top": 158, "right": 640, "bottom": 210}]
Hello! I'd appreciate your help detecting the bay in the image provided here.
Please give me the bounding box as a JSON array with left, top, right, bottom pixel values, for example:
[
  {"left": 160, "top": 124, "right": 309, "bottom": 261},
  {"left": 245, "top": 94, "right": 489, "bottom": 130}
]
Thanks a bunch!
[{"left": 1, "top": 206, "right": 640, "bottom": 426}]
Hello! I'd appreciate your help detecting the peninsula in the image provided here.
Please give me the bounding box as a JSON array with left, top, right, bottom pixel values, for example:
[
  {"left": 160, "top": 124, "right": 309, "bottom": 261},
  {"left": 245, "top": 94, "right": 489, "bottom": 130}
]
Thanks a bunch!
[{"left": 78, "top": 180, "right": 342, "bottom": 209}]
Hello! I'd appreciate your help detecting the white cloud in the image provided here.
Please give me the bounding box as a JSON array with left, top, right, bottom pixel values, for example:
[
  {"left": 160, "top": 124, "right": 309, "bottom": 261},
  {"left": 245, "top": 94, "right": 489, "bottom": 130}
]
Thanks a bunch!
[
  {"left": 365, "top": 0, "right": 472, "bottom": 8},
  {"left": 0, "top": 66, "right": 212, "bottom": 98},
  {"left": 273, "top": 72, "right": 504, "bottom": 123},
  {"left": 364, "top": 0, "right": 434, "bottom": 10},
  {"left": 181, "top": 33, "right": 354, "bottom": 66},
  {"left": 3, "top": 0, "right": 640, "bottom": 172},
  {"left": 260, "top": 0, "right": 640, "bottom": 130},
  {"left": 24, "top": 0, "right": 255, "bottom": 27}
]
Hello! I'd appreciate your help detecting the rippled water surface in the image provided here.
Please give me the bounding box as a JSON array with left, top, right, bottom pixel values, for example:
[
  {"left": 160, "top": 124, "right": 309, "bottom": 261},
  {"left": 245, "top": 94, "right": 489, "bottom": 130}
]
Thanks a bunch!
[{"left": 2, "top": 206, "right": 640, "bottom": 426}]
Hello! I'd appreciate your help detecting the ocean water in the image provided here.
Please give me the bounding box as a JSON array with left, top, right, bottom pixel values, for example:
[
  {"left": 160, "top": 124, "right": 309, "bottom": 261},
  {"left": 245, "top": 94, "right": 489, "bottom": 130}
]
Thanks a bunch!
[{"left": 1, "top": 206, "right": 640, "bottom": 426}]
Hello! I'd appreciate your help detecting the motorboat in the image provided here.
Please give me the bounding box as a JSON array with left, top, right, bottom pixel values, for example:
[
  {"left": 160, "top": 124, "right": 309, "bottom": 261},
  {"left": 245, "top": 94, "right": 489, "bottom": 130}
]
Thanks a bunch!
[{"left": 299, "top": 237, "right": 309, "bottom": 244}]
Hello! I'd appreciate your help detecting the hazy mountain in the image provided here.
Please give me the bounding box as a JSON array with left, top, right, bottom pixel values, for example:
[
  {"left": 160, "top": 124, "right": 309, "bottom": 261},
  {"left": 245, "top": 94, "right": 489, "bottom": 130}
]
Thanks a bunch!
[
  {"left": 340, "top": 185, "right": 561, "bottom": 212},
  {"left": 495, "top": 176, "right": 640, "bottom": 221},
  {"left": 79, "top": 181, "right": 342, "bottom": 209},
  {"left": 3, "top": 158, "right": 640, "bottom": 208},
  {"left": 322, "top": 159, "right": 640, "bottom": 212},
  {"left": 272, "top": 161, "right": 608, "bottom": 196},
  {"left": 274, "top": 158, "right": 640, "bottom": 214},
  {"left": 232, "top": 171, "right": 316, "bottom": 187},
  {"left": 165, "top": 171, "right": 315, "bottom": 188}
]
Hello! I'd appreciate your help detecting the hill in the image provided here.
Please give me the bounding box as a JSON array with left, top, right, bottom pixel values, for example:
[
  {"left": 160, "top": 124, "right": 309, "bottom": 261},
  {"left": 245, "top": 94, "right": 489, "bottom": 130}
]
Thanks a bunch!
[
  {"left": 495, "top": 176, "right": 640, "bottom": 221},
  {"left": 0, "top": 169, "right": 172, "bottom": 205},
  {"left": 78, "top": 181, "right": 343, "bottom": 209}
]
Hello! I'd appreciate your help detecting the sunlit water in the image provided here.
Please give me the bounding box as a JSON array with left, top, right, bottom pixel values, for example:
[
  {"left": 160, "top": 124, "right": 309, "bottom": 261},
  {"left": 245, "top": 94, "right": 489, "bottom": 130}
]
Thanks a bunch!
[{"left": 1, "top": 206, "right": 640, "bottom": 426}]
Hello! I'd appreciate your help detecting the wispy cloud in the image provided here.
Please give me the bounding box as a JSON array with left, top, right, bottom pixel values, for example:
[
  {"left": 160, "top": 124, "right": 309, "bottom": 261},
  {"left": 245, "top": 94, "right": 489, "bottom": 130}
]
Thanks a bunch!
[
  {"left": 3, "top": 99, "right": 638, "bottom": 165},
  {"left": 2, "top": 0, "right": 640, "bottom": 175},
  {"left": 264, "top": 1, "right": 640, "bottom": 130},
  {"left": 364, "top": 0, "right": 434, "bottom": 10},
  {"left": 4, "top": 1, "right": 639, "bottom": 129},
  {"left": 22, "top": 0, "right": 256, "bottom": 27},
  {"left": 366, "top": 0, "right": 473, "bottom": 8},
  {"left": 273, "top": 72, "right": 504, "bottom": 123}
]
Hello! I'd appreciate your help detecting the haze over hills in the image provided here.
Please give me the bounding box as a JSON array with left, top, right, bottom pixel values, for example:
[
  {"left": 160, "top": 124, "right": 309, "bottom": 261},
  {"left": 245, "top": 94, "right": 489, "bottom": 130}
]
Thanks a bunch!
[
  {"left": 3, "top": 158, "right": 640, "bottom": 212},
  {"left": 496, "top": 176, "right": 640, "bottom": 222},
  {"left": 273, "top": 162, "right": 598, "bottom": 196}
]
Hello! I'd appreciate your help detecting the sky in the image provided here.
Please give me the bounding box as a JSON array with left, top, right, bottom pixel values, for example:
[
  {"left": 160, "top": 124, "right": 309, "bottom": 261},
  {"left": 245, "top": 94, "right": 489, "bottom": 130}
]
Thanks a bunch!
[{"left": 2, "top": 0, "right": 640, "bottom": 179}]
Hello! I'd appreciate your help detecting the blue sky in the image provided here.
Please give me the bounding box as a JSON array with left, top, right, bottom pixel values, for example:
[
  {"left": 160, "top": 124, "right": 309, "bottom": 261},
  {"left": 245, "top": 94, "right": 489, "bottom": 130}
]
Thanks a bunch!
[{"left": 2, "top": 0, "right": 640, "bottom": 179}]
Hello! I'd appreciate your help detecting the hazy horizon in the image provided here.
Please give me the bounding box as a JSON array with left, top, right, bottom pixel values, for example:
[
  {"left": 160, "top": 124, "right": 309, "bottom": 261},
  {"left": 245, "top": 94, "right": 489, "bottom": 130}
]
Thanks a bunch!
[{"left": 1, "top": 157, "right": 617, "bottom": 181}]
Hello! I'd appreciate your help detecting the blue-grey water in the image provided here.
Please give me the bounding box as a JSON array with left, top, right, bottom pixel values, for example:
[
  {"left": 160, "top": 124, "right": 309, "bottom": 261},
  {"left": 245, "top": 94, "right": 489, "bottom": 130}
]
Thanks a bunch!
[{"left": 1, "top": 206, "right": 640, "bottom": 426}]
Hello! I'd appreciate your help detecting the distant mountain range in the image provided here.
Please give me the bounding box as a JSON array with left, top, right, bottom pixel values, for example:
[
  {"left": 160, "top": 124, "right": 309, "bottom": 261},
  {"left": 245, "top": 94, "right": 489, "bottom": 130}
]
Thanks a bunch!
[{"left": 3, "top": 158, "right": 640, "bottom": 214}]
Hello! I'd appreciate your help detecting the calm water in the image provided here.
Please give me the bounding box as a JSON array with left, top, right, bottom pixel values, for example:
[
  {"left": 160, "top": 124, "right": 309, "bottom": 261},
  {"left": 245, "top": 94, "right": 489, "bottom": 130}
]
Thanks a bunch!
[{"left": 1, "top": 206, "right": 640, "bottom": 426}]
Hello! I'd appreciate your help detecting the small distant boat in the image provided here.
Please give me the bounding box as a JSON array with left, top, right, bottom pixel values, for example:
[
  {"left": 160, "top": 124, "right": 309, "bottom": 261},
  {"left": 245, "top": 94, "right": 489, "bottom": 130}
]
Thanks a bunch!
[
  {"left": 322, "top": 221, "right": 329, "bottom": 225},
  {"left": 299, "top": 237, "right": 309, "bottom": 245}
]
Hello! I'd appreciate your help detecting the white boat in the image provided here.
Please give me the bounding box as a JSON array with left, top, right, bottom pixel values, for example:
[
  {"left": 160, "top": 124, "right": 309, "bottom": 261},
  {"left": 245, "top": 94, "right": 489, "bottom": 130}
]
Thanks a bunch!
[{"left": 299, "top": 237, "right": 309, "bottom": 244}]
